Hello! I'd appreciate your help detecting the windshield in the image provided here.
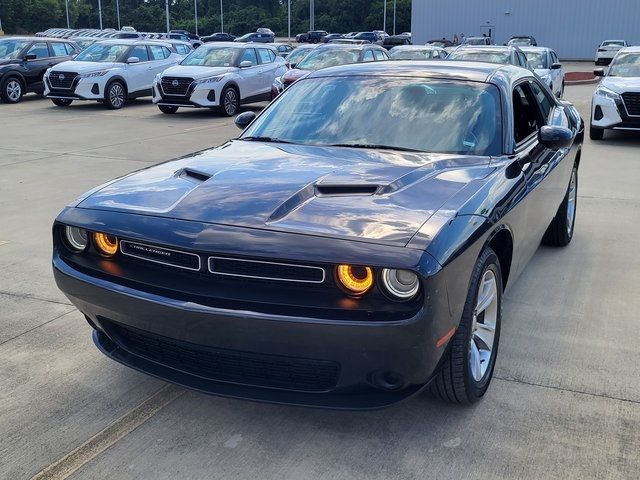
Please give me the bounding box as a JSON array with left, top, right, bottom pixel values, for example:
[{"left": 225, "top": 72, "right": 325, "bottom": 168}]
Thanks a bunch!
[
  {"left": 0, "top": 39, "right": 30, "bottom": 60},
  {"left": 181, "top": 46, "right": 238, "bottom": 67},
  {"left": 449, "top": 50, "right": 510, "bottom": 64},
  {"left": 609, "top": 53, "right": 640, "bottom": 77},
  {"left": 603, "top": 41, "right": 625, "bottom": 47},
  {"left": 287, "top": 48, "right": 313, "bottom": 65},
  {"left": 75, "top": 43, "right": 129, "bottom": 62},
  {"left": 242, "top": 77, "right": 502, "bottom": 156},
  {"left": 390, "top": 49, "right": 436, "bottom": 60},
  {"left": 524, "top": 51, "right": 548, "bottom": 69},
  {"left": 296, "top": 48, "right": 360, "bottom": 70}
]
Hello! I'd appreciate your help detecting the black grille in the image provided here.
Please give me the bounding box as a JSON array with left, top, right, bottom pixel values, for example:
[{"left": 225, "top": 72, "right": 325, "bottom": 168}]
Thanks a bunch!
[
  {"left": 105, "top": 321, "right": 340, "bottom": 392},
  {"left": 622, "top": 92, "right": 640, "bottom": 116},
  {"left": 49, "top": 71, "right": 78, "bottom": 89},
  {"left": 208, "top": 257, "right": 325, "bottom": 283},
  {"left": 161, "top": 76, "right": 193, "bottom": 96}
]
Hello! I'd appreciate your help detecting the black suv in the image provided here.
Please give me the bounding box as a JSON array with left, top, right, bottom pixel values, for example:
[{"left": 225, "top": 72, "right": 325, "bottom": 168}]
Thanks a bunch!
[
  {"left": 234, "top": 32, "right": 275, "bottom": 43},
  {"left": 0, "top": 37, "right": 79, "bottom": 104}
]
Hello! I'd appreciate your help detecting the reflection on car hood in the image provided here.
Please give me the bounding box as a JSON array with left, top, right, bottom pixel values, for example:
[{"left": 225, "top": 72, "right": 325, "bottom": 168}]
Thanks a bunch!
[
  {"left": 282, "top": 68, "right": 310, "bottom": 83},
  {"left": 77, "top": 141, "right": 494, "bottom": 246},
  {"left": 601, "top": 76, "right": 640, "bottom": 93},
  {"left": 50, "top": 60, "right": 121, "bottom": 73},
  {"left": 161, "top": 65, "right": 236, "bottom": 79}
]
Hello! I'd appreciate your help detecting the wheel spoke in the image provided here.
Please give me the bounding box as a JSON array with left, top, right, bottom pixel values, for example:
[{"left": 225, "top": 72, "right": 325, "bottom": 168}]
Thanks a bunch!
[
  {"left": 469, "top": 339, "right": 482, "bottom": 381},
  {"left": 475, "top": 278, "right": 496, "bottom": 314},
  {"left": 474, "top": 323, "right": 495, "bottom": 351}
]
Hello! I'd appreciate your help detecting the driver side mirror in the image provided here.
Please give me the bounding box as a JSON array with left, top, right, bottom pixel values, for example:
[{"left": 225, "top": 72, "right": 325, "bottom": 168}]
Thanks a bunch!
[
  {"left": 235, "top": 111, "right": 256, "bottom": 130},
  {"left": 550, "top": 62, "right": 562, "bottom": 70},
  {"left": 593, "top": 68, "right": 605, "bottom": 77},
  {"left": 126, "top": 56, "right": 140, "bottom": 64},
  {"left": 24, "top": 54, "right": 37, "bottom": 61},
  {"left": 539, "top": 125, "right": 573, "bottom": 150},
  {"left": 239, "top": 60, "right": 254, "bottom": 68}
]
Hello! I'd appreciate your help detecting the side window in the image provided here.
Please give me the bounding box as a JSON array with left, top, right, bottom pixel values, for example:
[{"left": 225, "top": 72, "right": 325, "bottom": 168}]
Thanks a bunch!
[
  {"left": 50, "top": 42, "right": 68, "bottom": 57},
  {"left": 373, "top": 50, "right": 385, "bottom": 61},
  {"left": 240, "top": 48, "right": 258, "bottom": 65},
  {"left": 27, "top": 42, "right": 49, "bottom": 59},
  {"left": 363, "top": 50, "right": 375, "bottom": 62},
  {"left": 512, "top": 83, "right": 542, "bottom": 144},
  {"left": 257, "top": 48, "right": 272, "bottom": 64},
  {"left": 64, "top": 43, "right": 77, "bottom": 55},
  {"left": 529, "top": 81, "right": 554, "bottom": 122},
  {"left": 149, "top": 45, "right": 167, "bottom": 60},
  {"left": 550, "top": 51, "right": 559, "bottom": 64},
  {"left": 129, "top": 45, "right": 150, "bottom": 62},
  {"left": 163, "top": 47, "right": 172, "bottom": 57},
  {"left": 268, "top": 50, "right": 276, "bottom": 62}
]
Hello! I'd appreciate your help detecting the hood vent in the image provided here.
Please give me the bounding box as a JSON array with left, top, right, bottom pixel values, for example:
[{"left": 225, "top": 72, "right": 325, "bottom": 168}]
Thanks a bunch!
[
  {"left": 178, "top": 168, "right": 212, "bottom": 183},
  {"left": 315, "top": 184, "right": 379, "bottom": 196}
]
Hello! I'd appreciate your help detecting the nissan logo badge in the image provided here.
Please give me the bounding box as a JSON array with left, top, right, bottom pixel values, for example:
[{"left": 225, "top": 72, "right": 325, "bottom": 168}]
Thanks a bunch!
[
  {"left": 59, "top": 74, "right": 65, "bottom": 80},
  {"left": 172, "top": 80, "right": 179, "bottom": 87}
]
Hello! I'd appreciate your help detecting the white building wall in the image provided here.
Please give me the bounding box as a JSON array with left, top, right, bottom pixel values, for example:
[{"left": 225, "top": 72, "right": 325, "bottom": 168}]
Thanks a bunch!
[{"left": 411, "top": 0, "right": 640, "bottom": 59}]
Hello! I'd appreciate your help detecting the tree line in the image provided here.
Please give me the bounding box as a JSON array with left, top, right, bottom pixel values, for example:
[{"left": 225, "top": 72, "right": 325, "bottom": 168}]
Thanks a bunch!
[{"left": 0, "top": 0, "right": 412, "bottom": 37}]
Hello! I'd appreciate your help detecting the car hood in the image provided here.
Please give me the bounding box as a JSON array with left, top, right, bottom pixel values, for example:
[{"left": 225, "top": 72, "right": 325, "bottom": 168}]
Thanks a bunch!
[
  {"left": 77, "top": 141, "right": 493, "bottom": 246},
  {"left": 282, "top": 68, "right": 310, "bottom": 83},
  {"left": 50, "top": 60, "right": 121, "bottom": 73},
  {"left": 601, "top": 76, "right": 640, "bottom": 93},
  {"left": 161, "top": 65, "right": 236, "bottom": 79}
]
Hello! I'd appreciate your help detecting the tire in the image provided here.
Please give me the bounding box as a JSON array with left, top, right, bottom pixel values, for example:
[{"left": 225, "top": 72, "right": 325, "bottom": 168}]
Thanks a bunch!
[
  {"left": 51, "top": 98, "right": 73, "bottom": 107},
  {"left": 158, "top": 105, "right": 179, "bottom": 114},
  {"left": 220, "top": 86, "right": 239, "bottom": 116},
  {"left": 430, "top": 247, "right": 502, "bottom": 404},
  {"left": 1, "top": 76, "right": 24, "bottom": 104},
  {"left": 104, "top": 80, "right": 127, "bottom": 109},
  {"left": 542, "top": 165, "right": 578, "bottom": 247},
  {"left": 589, "top": 124, "right": 604, "bottom": 140}
]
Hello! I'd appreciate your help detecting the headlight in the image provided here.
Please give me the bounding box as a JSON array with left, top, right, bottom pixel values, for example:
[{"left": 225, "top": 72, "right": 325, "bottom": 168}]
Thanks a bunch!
[
  {"left": 64, "top": 226, "right": 88, "bottom": 252},
  {"left": 194, "top": 76, "right": 224, "bottom": 85},
  {"left": 594, "top": 85, "right": 620, "bottom": 101},
  {"left": 93, "top": 232, "right": 118, "bottom": 256},
  {"left": 80, "top": 70, "right": 109, "bottom": 79},
  {"left": 337, "top": 264, "right": 374, "bottom": 295},
  {"left": 381, "top": 269, "right": 419, "bottom": 300}
]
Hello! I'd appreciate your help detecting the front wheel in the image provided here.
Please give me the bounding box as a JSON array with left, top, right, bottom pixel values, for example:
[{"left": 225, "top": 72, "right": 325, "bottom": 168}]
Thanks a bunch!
[
  {"left": 51, "top": 98, "right": 73, "bottom": 107},
  {"left": 542, "top": 166, "right": 578, "bottom": 247},
  {"left": 105, "top": 80, "right": 127, "bottom": 109},
  {"left": 220, "top": 86, "right": 239, "bottom": 116},
  {"left": 430, "top": 247, "right": 502, "bottom": 404},
  {"left": 2, "top": 77, "right": 23, "bottom": 104},
  {"left": 158, "top": 105, "right": 179, "bottom": 114}
]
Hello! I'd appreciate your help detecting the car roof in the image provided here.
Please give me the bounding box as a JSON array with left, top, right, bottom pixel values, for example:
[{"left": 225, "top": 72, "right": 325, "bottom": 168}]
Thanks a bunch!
[
  {"left": 315, "top": 43, "right": 383, "bottom": 51},
  {"left": 456, "top": 45, "right": 516, "bottom": 52},
  {"left": 618, "top": 46, "right": 640, "bottom": 53},
  {"left": 306, "top": 60, "right": 514, "bottom": 83},
  {"left": 3, "top": 36, "right": 73, "bottom": 42},
  {"left": 392, "top": 45, "right": 442, "bottom": 50},
  {"left": 93, "top": 39, "right": 171, "bottom": 46},
  {"left": 520, "top": 46, "right": 551, "bottom": 53}
]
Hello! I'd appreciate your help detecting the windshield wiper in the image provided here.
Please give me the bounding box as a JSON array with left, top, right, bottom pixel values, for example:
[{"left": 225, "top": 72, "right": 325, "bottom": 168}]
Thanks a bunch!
[
  {"left": 327, "top": 143, "right": 424, "bottom": 153},
  {"left": 240, "top": 136, "right": 294, "bottom": 144}
]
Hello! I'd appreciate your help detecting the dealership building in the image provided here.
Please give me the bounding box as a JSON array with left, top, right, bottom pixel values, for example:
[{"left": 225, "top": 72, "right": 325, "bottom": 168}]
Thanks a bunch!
[{"left": 411, "top": 0, "right": 640, "bottom": 59}]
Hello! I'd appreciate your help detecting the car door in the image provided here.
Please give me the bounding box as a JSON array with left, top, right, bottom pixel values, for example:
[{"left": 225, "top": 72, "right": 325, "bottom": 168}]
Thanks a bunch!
[
  {"left": 148, "top": 45, "right": 176, "bottom": 79},
  {"left": 256, "top": 48, "right": 281, "bottom": 95},
  {"left": 124, "top": 45, "right": 153, "bottom": 93},
  {"left": 22, "top": 41, "right": 52, "bottom": 91},
  {"left": 236, "top": 48, "right": 262, "bottom": 99}
]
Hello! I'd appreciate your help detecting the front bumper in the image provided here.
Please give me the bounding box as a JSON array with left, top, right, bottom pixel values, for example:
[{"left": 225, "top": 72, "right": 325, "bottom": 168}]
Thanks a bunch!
[
  {"left": 44, "top": 75, "right": 107, "bottom": 101},
  {"left": 152, "top": 82, "right": 221, "bottom": 108},
  {"left": 591, "top": 93, "right": 640, "bottom": 130}
]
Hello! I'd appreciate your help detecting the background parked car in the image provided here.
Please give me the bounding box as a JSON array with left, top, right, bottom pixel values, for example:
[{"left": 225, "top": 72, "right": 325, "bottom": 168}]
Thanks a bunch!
[
  {"left": 0, "top": 37, "right": 79, "bottom": 104},
  {"left": 522, "top": 46, "right": 564, "bottom": 97},
  {"left": 353, "top": 32, "right": 383, "bottom": 45},
  {"left": 590, "top": 47, "right": 640, "bottom": 140},
  {"left": 321, "top": 34, "right": 344, "bottom": 43},
  {"left": 507, "top": 36, "right": 538, "bottom": 47},
  {"left": 389, "top": 45, "right": 447, "bottom": 60},
  {"left": 447, "top": 46, "right": 529, "bottom": 68},
  {"left": 154, "top": 43, "right": 286, "bottom": 116},
  {"left": 284, "top": 44, "right": 318, "bottom": 68},
  {"left": 164, "top": 40, "right": 194, "bottom": 57},
  {"left": 462, "top": 36, "right": 492, "bottom": 46},
  {"left": 201, "top": 33, "right": 236, "bottom": 43},
  {"left": 234, "top": 32, "right": 274, "bottom": 43},
  {"left": 382, "top": 34, "right": 412, "bottom": 50},
  {"left": 44, "top": 39, "right": 181, "bottom": 109},
  {"left": 271, "top": 43, "right": 294, "bottom": 58},
  {"left": 426, "top": 39, "right": 454, "bottom": 48},
  {"left": 595, "top": 40, "right": 627, "bottom": 65}
]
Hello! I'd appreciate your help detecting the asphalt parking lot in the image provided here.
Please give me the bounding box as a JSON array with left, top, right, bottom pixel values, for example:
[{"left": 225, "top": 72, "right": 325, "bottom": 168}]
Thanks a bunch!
[{"left": 1, "top": 66, "right": 640, "bottom": 479}]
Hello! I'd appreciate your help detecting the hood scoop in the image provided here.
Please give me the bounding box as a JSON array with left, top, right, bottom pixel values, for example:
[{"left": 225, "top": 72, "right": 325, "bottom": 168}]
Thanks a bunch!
[
  {"left": 177, "top": 168, "right": 212, "bottom": 183},
  {"left": 315, "top": 184, "right": 379, "bottom": 196}
]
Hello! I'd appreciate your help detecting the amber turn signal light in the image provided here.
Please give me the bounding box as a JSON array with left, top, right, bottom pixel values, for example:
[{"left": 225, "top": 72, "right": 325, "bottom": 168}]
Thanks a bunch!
[
  {"left": 93, "top": 232, "right": 118, "bottom": 256},
  {"left": 337, "top": 264, "right": 374, "bottom": 295}
]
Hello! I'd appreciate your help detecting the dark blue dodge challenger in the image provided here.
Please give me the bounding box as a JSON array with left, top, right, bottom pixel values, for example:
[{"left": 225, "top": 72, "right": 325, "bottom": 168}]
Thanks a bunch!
[{"left": 53, "top": 62, "right": 583, "bottom": 409}]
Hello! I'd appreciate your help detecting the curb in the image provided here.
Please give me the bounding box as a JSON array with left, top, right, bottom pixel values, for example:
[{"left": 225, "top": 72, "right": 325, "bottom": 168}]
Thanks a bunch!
[{"left": 566, "top": 78, "right": 599, "bottom": 86}]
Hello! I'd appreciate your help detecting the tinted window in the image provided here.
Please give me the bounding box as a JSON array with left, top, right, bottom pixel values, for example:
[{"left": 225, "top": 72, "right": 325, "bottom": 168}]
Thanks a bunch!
[
  {"left": 149, "top": 45, "right": 167, "bottom": 60},
  {"left": 243, "top": 77, "right": 503, "bottom": 156},
  {"left": 530, "top": 81, "right": 554, "bottom": 120},
  {"left": 257, "top": 48, "right": 272, "bottom": 64},
  {"left": 363, "top": 50, "right": 375, "bottom": 62},
  {"left": 0, "top": 39, "right": 30, "bottom": 59},
  {"left": 176, "top": 45, "right": 189, "bottom": 55},
  {"left": 27, "top": 42, "right": 49, "bottom": 59},
  {"left": 64, "top": 43, "right": 77, "bottom": 55},
  {"left": 240, "top": 48, "right": 258, "bottom": 65},
  {"left": 50, "top": 42, "right": 68, "bottom": 56},
  {"left": 130, "top": 46, "right": 150, "bottom": 61},
  {"left": 513, "top": 84, "right": 540, "bottom": 143},
  {"left": 373, "top": 50, "right": 386, "bottom": 61}
]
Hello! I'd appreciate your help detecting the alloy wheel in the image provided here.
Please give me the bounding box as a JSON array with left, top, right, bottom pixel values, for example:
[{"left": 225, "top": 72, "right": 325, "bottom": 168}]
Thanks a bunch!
[
  {"left": 566, "top": 168, "right": 577, "bottom": 236},
  {"left": 470, "top": 269, "right": 498, "bottom": 382},
  {"left": 224, "top": 89, "right": 238, "bottom": 115},
  {"left": 6, "top": 80, "right": 22, "bottom": 102},
  {"left": 109, "top": 83, "right": 125, "bottom": 108}
]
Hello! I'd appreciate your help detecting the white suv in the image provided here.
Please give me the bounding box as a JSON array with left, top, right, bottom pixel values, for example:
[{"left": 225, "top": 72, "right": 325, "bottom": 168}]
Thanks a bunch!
[
  {"left": 44, "top": 39, "right": 181, "bottom": 109},
  {"left": 595, "top": 40, "right": 627, "bottom": 65},
  {"left": 152, "top": 42, "right": 287, "bottom": 116}
]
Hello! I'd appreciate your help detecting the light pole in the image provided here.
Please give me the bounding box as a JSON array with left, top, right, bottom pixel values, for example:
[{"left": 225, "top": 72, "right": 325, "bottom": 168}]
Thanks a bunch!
[
  {"left": 310, "top": 0, "right": 314, "bottom": 31},
  {"left": 194, "top": 0, "right": 198, "bottom": 35},
  {"left": 165, "top": 0, "right": 170, "bottom": 33},
  {"left": 288, "top": 0, "right": 291, "bottom": 40},
  {"left": 65, "top": 0, "right": 70, "bottom": 28},
  {"left": 383, "top": 0, "right": 387, "bottom": 34},
  {"left": 393, "top": 0, "right": 396, "bottom": 35},
  {"left": 97, "top": 0, "right": 103, "bottom": 29},
  {"left": 116, "top": 0, "right": 121, "bottom": 30},
  {"left": 220, "top": 0, "right": 224, "bottom": 33}
]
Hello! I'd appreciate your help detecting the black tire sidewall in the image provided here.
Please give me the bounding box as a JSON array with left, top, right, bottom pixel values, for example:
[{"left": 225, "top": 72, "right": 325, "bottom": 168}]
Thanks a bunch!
[
  {"left": 221, "top": 86, "right": 239, "bottom": 116},
  {"left": 105, "top": 80, "right": 126, "bottom": 109}
]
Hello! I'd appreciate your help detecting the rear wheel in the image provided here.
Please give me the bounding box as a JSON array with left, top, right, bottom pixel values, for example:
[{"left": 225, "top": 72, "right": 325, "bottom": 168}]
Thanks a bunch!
[
  {"left": 220, "top": 86, "right": 239, "bottom": 116},
  {"left": 542, "top": 166, "right": 578, "bottom": 247},
  {"left": 105, "top": 80, "right": 126, "bottom": 109},
  {"left": 2, "top": 77, "right": 23, "bottom": 104},
  {"left": 430, "top": 247, "right": 502, "bottom": 404},
  {"left": 158, "top": 105, "right": 179, "bottom": 114},
  {"left": 589, "top": 124, "right": 604, "bottom": 140},
  {"left": 51, "top": 98, "right": 73, "bottom": 107}
]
